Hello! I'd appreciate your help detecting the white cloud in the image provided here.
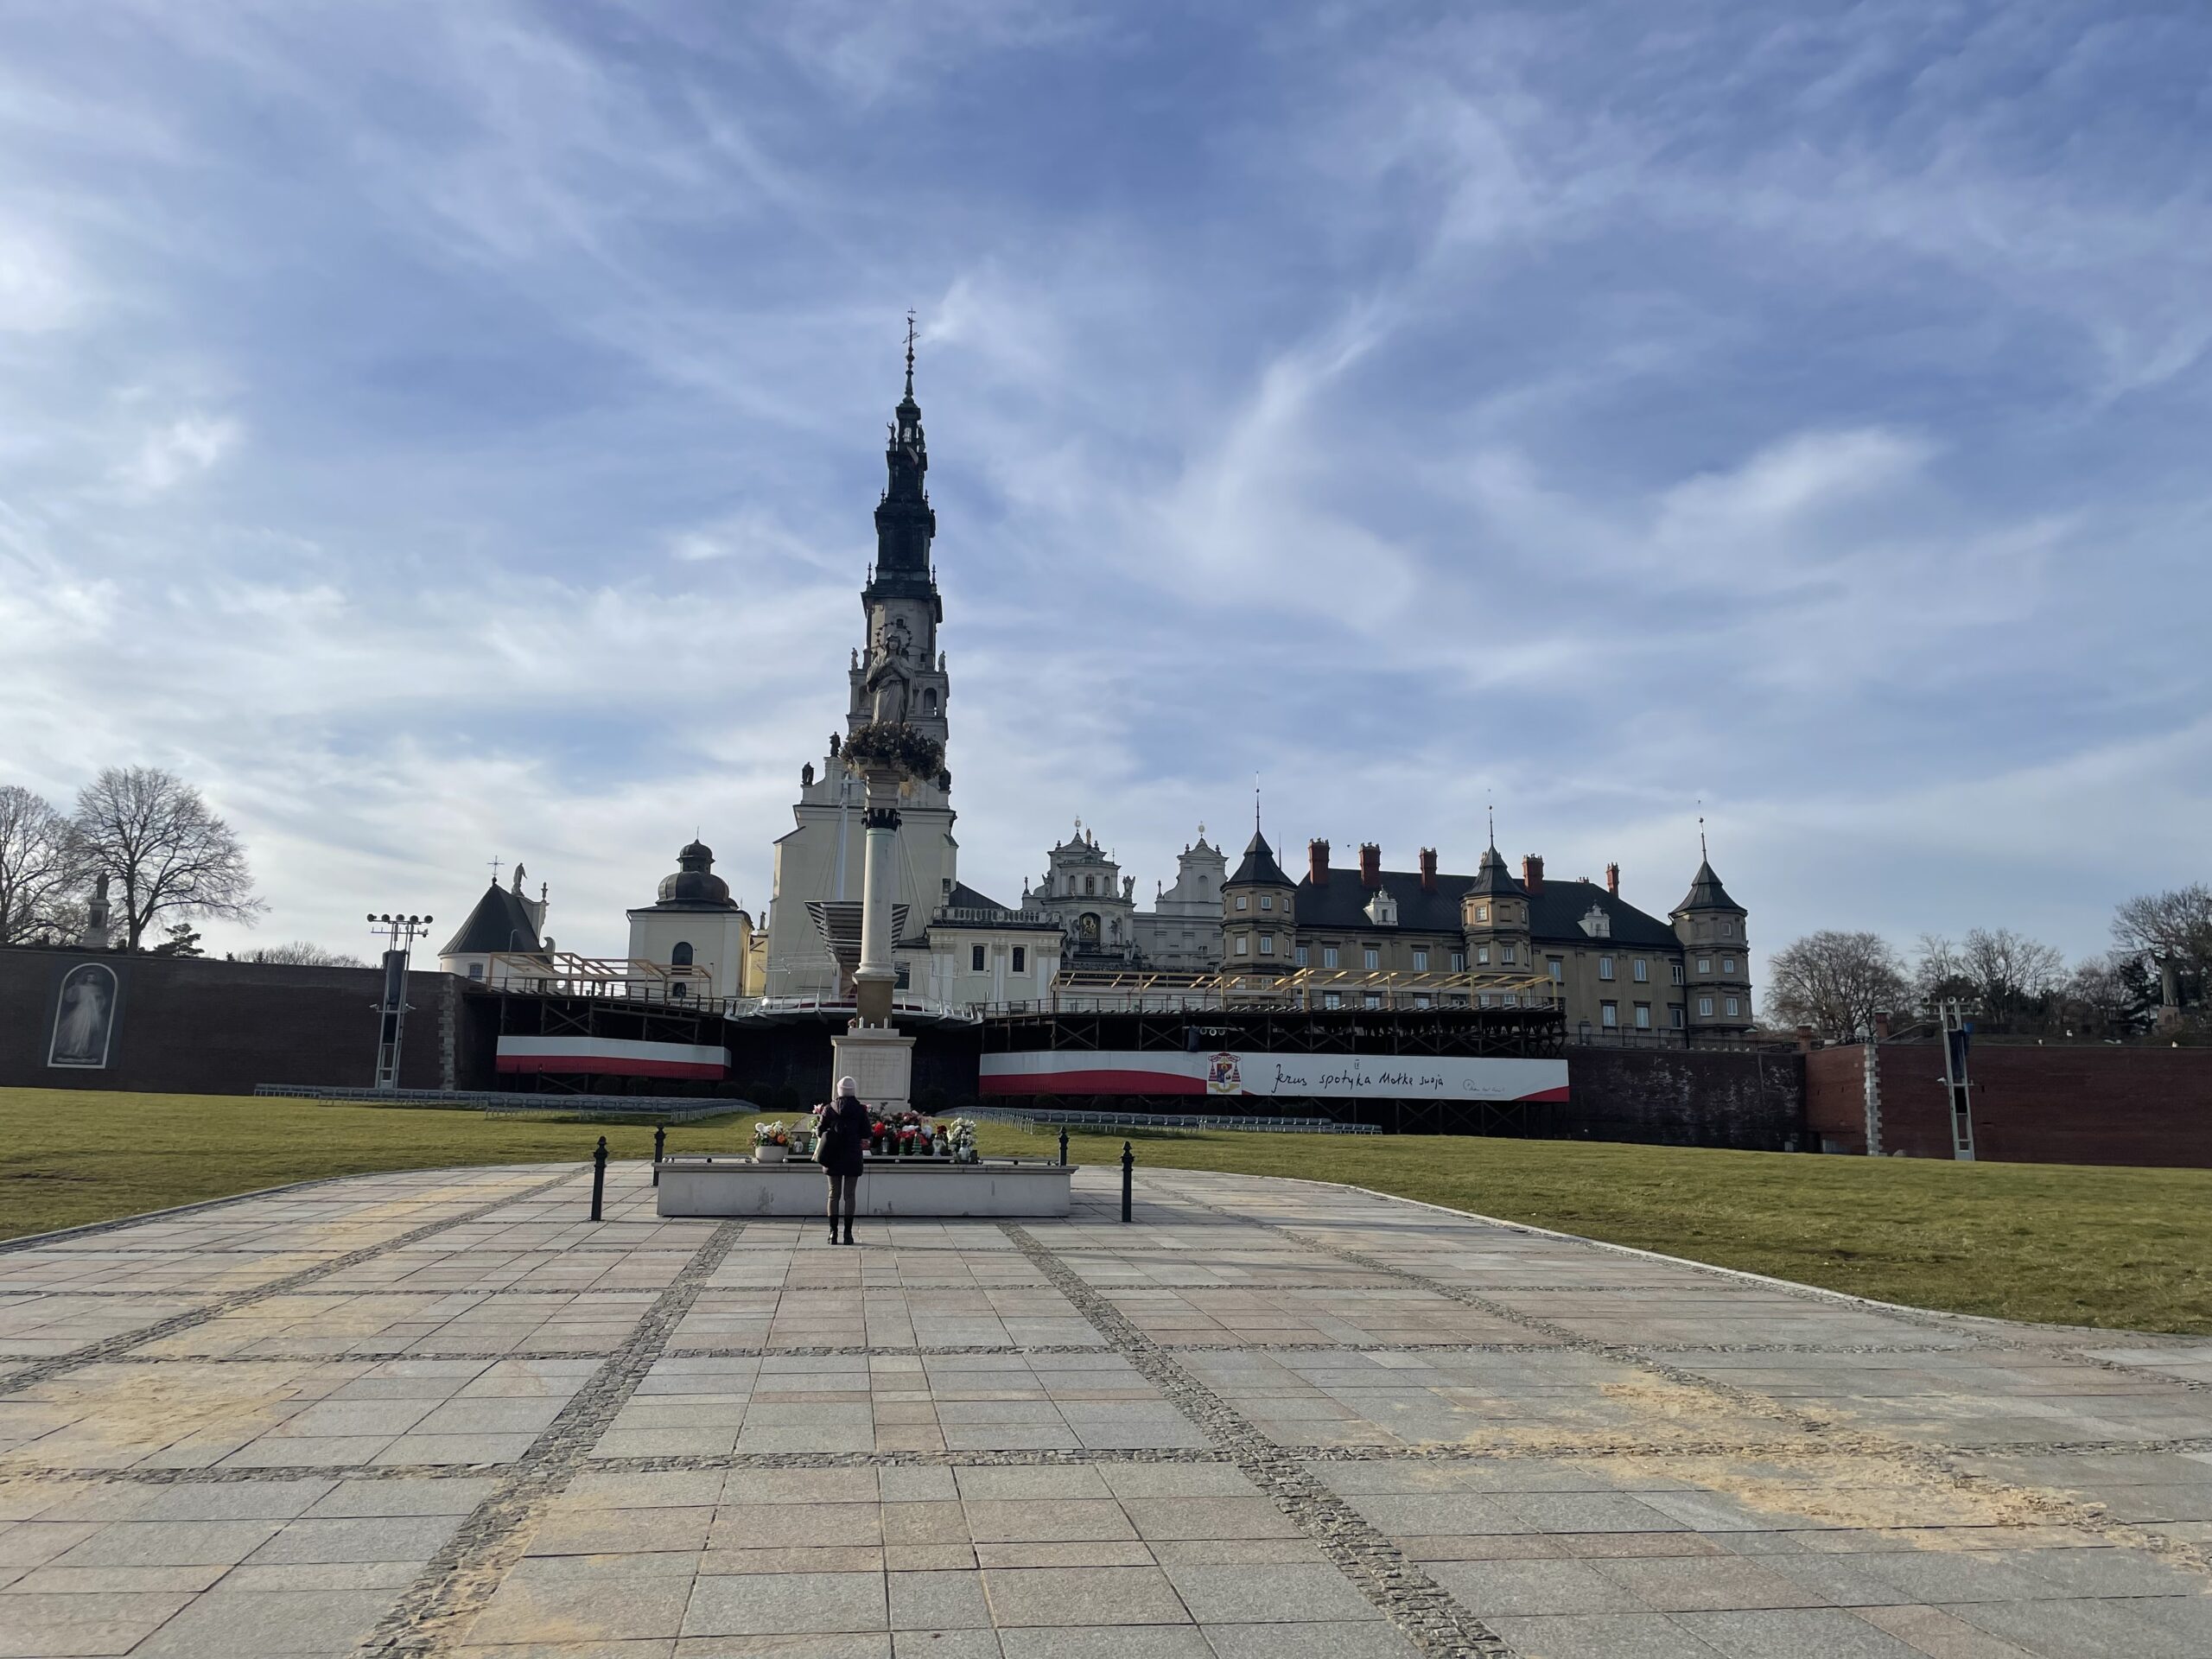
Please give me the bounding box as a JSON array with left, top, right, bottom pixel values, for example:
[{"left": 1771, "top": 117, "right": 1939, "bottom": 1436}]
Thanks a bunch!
[{"left": 114, "top": 414, "right": 241, "bottom": 493}]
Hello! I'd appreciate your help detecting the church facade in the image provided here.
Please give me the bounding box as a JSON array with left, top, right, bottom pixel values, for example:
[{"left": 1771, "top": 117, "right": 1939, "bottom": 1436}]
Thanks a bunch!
[{"left": 1221, "top": 830, "right": 1753, "bottom": 1038}]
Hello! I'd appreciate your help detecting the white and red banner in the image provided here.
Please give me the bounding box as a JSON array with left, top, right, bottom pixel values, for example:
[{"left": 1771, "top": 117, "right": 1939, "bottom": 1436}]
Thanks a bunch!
[
  {"left": 496, "top": 1035, "right": 729, "bottom": 1080},
  {"left": 979, "top": 1050, "right": 1567, "bottom": 1103}
]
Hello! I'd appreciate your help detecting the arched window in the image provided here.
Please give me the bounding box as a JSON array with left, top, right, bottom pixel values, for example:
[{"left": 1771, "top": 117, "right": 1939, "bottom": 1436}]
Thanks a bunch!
[
  {"left": 923, "top": 688, "right": 938, "bottom": 714},
  {"left": 671, "top": 941, "right": 694, "bottom": 966}
]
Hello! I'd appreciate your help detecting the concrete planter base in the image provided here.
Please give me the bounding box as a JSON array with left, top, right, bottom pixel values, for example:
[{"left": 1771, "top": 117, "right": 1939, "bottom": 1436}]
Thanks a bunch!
[{"left": 656, "top": 1157, "right": 1072, "bottom": 1218}]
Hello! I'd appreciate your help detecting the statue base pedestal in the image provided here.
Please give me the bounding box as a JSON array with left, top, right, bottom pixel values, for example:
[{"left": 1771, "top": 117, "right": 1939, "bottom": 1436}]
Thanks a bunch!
[
  {"left": 854, "top": 969, "right": 895, "bottom": 1028},
  {"left": 832, "top": 1024, "right": 914, "bottom": 1114}
]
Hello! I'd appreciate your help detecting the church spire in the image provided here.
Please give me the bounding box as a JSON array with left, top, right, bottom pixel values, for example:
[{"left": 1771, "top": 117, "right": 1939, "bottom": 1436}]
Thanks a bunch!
[{"left": 873, "top": 314, "right": 935, "bottom": 582}]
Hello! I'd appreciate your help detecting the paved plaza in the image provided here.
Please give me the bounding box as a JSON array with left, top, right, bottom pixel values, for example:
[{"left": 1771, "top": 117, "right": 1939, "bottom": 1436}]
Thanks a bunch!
[{"left": 3, "top": 1163, "right": 2212, "bottom": 1658}]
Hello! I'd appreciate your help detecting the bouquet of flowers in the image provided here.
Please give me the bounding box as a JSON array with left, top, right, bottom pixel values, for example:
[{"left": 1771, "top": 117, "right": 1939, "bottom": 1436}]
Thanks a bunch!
[
  {"left": 752, "top": 1121, "right": 790, "bottom": 1148},
  {"left": 944, "top": 1117, "right": 978, "bottom": 1164}
]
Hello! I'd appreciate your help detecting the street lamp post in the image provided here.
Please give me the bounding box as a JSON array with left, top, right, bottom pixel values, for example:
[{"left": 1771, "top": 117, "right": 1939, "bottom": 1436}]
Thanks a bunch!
[{"left": 368, "top": 912, "right": 434, "bottom": 1091}]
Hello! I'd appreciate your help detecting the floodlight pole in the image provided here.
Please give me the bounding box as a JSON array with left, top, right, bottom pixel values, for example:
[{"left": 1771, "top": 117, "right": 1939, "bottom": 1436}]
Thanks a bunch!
[
  {"left": 369, "top": 912, "right": 435, "bottom": 1091},
  {"left": 1936, "top": 999, "right": 1976, "bottom": 1161}
]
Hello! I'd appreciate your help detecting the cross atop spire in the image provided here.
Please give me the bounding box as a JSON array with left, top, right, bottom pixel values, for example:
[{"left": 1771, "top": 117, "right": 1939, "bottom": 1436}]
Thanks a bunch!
[{"left": 904, "top": 309, "right": 917, "bottom": 399}]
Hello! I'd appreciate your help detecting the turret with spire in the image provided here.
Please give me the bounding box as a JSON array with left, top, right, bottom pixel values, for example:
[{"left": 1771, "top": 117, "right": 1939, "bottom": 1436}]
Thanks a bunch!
[{"left": 1671, "top": 817, "right": 1752, "bottom": 1033}]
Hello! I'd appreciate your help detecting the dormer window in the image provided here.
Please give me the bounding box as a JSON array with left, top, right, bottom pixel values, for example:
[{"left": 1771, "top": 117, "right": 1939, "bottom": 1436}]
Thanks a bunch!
[
  {"left": 1577, "top": 904, "right": 1611, "bottom": 939},
  {"left": 1363, "top": 889, "right": 1397, "bottom": 926}
]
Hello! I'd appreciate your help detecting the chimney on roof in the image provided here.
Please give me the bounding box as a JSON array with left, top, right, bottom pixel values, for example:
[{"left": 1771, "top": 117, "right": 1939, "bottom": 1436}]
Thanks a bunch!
[
  {"left": 1308, "top": 839, "right": 1330, "bottom": 887},
  {"left": 1873, "top": 1009, "right": 1892, "bottom": 1042},
  {"left": 1605, "top": 861, "right": 1619, "bottom": 897},
  {"left": 1522, "top": 854, "right": 1544, "bottom": 895},
  {"left": 1358, "top": 843, "right": 1382, "bottom": 889},
  {"left": 1419, "top": 848, "right": 1438, "bottom": 893}
]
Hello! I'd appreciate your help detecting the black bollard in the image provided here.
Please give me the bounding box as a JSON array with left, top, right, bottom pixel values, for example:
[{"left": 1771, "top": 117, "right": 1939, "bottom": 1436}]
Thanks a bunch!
[
  {"left": 652, "top": 1124, "right": 666, "bottom": 1186},
  {"left": 1121, "top": 1140, "right": 1134, "bottom": 1224},
  {"left": 590, "top": 1135, "right": 608, "bottom": 1222},
  {"left": 1058, "top": 1126, "right": 1069, "bottom": 1167}
]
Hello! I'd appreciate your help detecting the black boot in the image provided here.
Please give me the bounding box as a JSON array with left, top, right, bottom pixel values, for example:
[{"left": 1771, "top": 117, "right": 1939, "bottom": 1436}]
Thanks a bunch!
[
  {"left": 842, "top": 1223, "right": 855, "bottom": 1246},
  {"left": 828, "top": 1219, "right": 840, "bottom": 1244}
]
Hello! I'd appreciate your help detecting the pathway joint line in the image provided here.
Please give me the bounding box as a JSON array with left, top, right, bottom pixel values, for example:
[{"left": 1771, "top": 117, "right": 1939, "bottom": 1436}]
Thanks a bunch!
[
  {"left": 1001, "top": 1220, "right": 1516, "bottom": 1659},
  {"left": 357, "top": 1217, "right": 746, "bottom": 1657}
]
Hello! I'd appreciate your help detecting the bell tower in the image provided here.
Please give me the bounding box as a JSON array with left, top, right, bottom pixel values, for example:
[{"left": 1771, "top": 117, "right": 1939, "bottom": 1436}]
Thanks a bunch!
[{"left": 849, "top": 314, "right": 950, "bottom": 754}]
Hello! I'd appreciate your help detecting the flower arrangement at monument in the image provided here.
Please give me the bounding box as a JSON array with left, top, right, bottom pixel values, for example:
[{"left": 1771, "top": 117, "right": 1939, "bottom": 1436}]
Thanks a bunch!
[
  {"left": 944, "top": 1117, "right": 979, "bottom": 1164},
  {"left": 751, "top": 1121, "right": 792, "bottom": 1163},
  {"left": 839, "top": 721, "right": 944, "bottom": 788}
]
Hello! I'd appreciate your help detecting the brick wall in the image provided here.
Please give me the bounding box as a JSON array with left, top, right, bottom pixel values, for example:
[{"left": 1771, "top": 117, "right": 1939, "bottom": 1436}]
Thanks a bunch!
[
  {"left": 0, "top": 945, "right": 452, "bottom": 1096},
  {"left": 1564, "top": 1046, "right": 1806, "bottom": 1150},
  {"left": 1806, "top": 1039, "right": 2212, "bottom": 1167}
]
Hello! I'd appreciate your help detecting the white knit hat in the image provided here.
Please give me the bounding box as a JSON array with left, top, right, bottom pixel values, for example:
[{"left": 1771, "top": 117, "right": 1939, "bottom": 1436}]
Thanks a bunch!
[{"left": 836, "top": 1076, "right": 859, "bottom": 1096}]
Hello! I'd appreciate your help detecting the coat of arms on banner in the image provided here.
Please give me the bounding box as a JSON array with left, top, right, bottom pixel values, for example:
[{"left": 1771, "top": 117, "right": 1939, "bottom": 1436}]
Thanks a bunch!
[{"left": 1205, "top": 1052, "right": 1243, "bottom": 1095}]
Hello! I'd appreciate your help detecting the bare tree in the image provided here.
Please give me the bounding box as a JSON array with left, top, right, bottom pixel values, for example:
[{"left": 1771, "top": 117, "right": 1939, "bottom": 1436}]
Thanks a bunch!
[
  {"left": 241, "top": 941, "right": 367, "bottom": 968},
  {"left": 2113, "top": 884, "right": 2212, "bottom": 981},
  {"left": 1956, "top": 926, "right": 2066, "bottom": 1020},
  {"left": 70, "top": 766, "right": 265, "bottom": 950},
  {"left": 1911, "top": 933, "right": 1974, "bottom": 1007},
  {"left": 2055, "top": 953, "right": 2143, "bottom": 1036},
  {"left": 0, "top": 785, "right": 86, "bottom": 945},
  {"left": 1764, "top": 930, "right": 1910, "bottom": 1040}
]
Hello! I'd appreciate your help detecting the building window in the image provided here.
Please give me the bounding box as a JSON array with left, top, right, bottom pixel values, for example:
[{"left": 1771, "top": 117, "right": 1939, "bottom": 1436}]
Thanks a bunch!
[
  {"left": 671, "top": 941, "right": 694, "bottom": 967},
  {"left": 1236, "top": 894, "right": 1249, "bottom": 912},
  {"left": 1012, "top": 946, "right": 1026, "bottom": 972},
  {"left": 1632, "top": 959, "right": 1648, "bottom": 983},
  {"left": 970, "top": 944, "right": 986, "bottom": 972},
  {"left": 1601, "top": 1001, "right": 1618, "bottom": 1027},
  {"left": 1720, "top": 918, "right": 1733, "bottom": 937},
  {"left": 1671, "top": 1005, "right": 1685, "bottom": 1028},
  {"left": 1698, "top": 995, "right": 1714, "bottom": 1017},
  {"left": 1323, "top": 992, "right": 1341, "bottom": 1009},
  {"left": 1478, "top": 992, "right": 1493, "bottom": 1007},
  {"left": 1499, "top": 944, "right": 1516, "bottom": 965},
  {"left": 1722, "top": 957, "right": 1737, "bottom": 975},
  {"left": 1260, "top": 893, "right": 1274, "bottom": 911},
  {"left": 1414, "top": 995, "right": 1432, "bottom": 1009},
  {"left": 1474, "top": 904, "right": 1489, "bottom": 923},
  {"left": 1295, "top": 945, "right": 1309, "bottom": 967},
  {"left": 1502, "top": 993, "right": 1518, "bottom": 1007},
  {"left": 1323, "top": 945, "right": 1339, "bottom": 969},
  {"left": 1697, "top": 957, "right": 1713, "bottom": 975},
  {"left": 1670, "top": 962, "right": 1685, "bottom": 986},
  {"left": 1598, "top": 954, "right": 1615, "bottom": 981},
  {"left": 1234, "top": 935, "right": 1249, "bottom": 957},
  {"left": 1259, "top": 933, "right": 1275, "bottom": 956},
  {"left": 1085, "top": 876, "right": 1096, "bottom": 895},
  {"left": 1450, "top": 950, "right": 1466, "bottom": 971},
  {"left": 1634, "top": 1002, "right": 1650, "bottom": 1029},
  {"left": 1363, "top": 945, "right": 1381, "bottom": 970},
  {"left": 1476, "top": 944, "right": 1491, "bottom": 966},
  {"left": 467, "top": 963, "right": 484, "bottom": 981},
  {"left": 1725, "top": 996, "right": 1741, "bottom": 1017},
  {"left": 1363, "top": 993, "right": 1382, "bottom": 1008},
  {"left": 1412, "top": 947, "right": 1429, "bottom": 971},
  {"left": 1548, "top": 957, "right": 1563, "bottom": 982}
]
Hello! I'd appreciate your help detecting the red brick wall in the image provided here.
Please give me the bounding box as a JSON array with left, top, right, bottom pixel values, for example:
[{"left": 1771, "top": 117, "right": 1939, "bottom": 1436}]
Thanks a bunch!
[{"left": 1806, "top": 1039, "right": 2212, "bottom": 1167}]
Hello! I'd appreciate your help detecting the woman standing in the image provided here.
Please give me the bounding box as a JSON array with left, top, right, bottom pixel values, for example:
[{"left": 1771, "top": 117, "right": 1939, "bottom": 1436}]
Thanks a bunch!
[{"left": 817, "top": 1076, "right": 870, "bottom": 1245}]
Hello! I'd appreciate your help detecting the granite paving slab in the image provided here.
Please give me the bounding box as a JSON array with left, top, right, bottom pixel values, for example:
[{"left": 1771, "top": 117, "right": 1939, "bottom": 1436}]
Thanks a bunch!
[{"left": 3, "top": 1160, "right": 2211, "bottom": 1659}]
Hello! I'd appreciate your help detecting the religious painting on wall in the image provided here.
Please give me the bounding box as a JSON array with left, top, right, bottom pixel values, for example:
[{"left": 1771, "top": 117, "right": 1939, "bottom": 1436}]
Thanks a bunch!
[{"left": 48, "top": 963, "right": 120, "bottom": 1070}]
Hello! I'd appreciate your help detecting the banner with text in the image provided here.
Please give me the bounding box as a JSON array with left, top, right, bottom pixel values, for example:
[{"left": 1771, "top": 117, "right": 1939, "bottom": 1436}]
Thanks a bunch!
[{"left": 979, "top": 1050, "right": 1567, "bottom": 1102}]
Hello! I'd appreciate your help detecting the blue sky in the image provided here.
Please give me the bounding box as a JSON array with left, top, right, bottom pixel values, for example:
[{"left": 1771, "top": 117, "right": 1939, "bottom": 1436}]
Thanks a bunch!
[{"left": 3, "top": 2, "right": 2208, "bottom": 980}]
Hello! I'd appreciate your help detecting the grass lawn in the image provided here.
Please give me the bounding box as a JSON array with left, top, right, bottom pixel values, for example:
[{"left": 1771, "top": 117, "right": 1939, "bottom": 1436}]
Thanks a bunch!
[{"left": 3, "top": 1088, "right": 2208, "bottom": 1334}]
